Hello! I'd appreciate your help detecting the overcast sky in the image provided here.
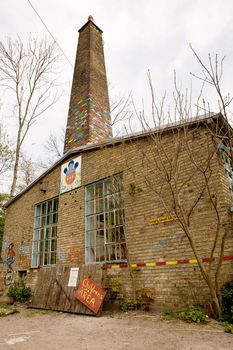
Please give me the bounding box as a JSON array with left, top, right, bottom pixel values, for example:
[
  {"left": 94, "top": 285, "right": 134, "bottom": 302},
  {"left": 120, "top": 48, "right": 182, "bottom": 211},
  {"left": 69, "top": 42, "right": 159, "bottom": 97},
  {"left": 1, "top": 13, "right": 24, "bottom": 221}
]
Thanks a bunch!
[{"left": 1, "top": 0, "right": 233, "bottom": 191}]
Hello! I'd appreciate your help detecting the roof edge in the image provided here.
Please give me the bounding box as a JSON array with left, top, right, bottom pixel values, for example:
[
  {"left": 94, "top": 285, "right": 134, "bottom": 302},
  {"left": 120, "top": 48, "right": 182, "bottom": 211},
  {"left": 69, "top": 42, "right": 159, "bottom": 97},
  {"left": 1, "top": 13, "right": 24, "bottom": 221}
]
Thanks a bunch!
[{"left": 5, "top": 113, "right": 228, "bottom": 208}]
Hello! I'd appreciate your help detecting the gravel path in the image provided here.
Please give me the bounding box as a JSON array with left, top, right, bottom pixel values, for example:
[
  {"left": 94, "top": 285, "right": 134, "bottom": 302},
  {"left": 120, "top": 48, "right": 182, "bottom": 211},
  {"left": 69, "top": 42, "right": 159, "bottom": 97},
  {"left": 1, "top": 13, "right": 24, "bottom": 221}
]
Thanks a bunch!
[{"left": 0, "top": 306, "right": 232, "bottom": 350}]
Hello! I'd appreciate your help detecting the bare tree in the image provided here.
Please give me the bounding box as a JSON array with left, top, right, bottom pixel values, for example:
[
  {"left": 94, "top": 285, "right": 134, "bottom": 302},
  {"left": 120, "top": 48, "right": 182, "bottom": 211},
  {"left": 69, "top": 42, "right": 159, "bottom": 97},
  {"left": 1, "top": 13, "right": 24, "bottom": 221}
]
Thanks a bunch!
[
  {"left": 0, "top": 36, "right": 61, "bottom": 197},
  {"left": 126, "top": 50, "right": 232, "bottom": 318},
  {"left": 16, "top": 153, "right": 38, "bottom": 193},
  {"left": 0, "top": 121, "right": 14, "bottom": 175},
  {"left": 37, "top": 129, "right": 65, "bottom": 171},
  {"left": 110, "top": 94, "right": 134, "bottom": 136}
]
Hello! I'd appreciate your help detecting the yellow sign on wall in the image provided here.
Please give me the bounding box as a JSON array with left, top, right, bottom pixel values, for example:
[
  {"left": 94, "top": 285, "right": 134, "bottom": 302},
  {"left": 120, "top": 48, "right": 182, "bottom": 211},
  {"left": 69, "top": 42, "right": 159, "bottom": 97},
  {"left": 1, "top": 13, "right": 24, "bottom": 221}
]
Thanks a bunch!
[{"left": 148, "top": 215, "right": 177, "bottom": 225}]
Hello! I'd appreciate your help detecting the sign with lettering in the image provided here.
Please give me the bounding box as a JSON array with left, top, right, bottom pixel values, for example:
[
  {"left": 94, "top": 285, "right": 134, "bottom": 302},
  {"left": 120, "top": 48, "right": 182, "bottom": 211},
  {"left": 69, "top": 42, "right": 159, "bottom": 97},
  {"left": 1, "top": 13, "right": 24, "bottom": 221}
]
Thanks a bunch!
[
  {"left": 75, "top": 277, "right": 107, "bottom": 314},
  {"left": 148, "top": 215, "right": 177, "bottom": 225},
  {"left": 68, "top": 267, "right": 79, "bottom": 287}
]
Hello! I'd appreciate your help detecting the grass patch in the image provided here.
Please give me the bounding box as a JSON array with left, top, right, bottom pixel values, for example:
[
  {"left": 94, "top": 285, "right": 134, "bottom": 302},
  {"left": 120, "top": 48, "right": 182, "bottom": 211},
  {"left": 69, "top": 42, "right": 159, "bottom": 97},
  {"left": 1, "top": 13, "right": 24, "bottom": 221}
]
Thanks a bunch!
[
  {"left": 221, "top": 321, "right": 233, "bottom": 334},
  {"left": 163, "top": 311, "right": 177, "bottom": 321},
  {"left": 0, "top": 304, "right": 18, "bottom": 317},
  {"left": 163, "top": 305, "right": 209, "bottom": 324},
  {"left": 26, "top": 308, "right": 57, "bottom": 317}
]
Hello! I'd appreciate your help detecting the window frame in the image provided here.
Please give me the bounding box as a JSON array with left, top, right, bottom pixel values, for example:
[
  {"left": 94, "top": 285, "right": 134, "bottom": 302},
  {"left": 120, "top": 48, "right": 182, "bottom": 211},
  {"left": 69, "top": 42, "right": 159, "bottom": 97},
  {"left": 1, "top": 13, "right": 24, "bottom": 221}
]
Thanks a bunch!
[
  {"left": 31, "top": 197, "right": 59, "bottom": 268},
  {"left": 221, "top": 148, "right": 233, "bottom": 202},
  {"left": 85, "top": 174, "right": 126, "bottom": 264}
]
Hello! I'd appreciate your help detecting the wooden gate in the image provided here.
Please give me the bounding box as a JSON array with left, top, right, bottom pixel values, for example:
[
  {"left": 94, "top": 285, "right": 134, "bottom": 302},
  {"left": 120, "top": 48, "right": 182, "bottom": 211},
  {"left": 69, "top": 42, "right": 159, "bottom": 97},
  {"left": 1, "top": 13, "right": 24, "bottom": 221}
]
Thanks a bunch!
[{"left": 30, "top": 264, "right": 104, "bottom": 315}]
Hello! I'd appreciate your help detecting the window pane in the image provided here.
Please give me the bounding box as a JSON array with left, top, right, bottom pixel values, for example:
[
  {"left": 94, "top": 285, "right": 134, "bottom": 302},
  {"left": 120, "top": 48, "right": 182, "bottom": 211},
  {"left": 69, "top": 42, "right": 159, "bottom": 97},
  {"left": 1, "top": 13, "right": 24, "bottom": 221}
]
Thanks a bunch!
[
  {"left": 46, "top": 214, "right": 51, "bottom": 225},
  {"left": 45, "top": 227, "right": 50, "bottom": 239},
  {"left": 33, "top": 240, "right": 39, "bottom": 252},
  {"left": 87, "top": 216, "right": 95, "bottom": 231},
  {"left": 34, "top": 229, "right": 39, "bottom": 241},
  {"left": 42, "top": 202, "right": 47, "bottom": 215},
  {"left": 85, "top": 174, "right": 126, "bottom": 263},
  {"left": 86, "top": 200, "right": 94, "bottom": 215},
  {"left": 44, "top": 253, "right": 48, "bottom": 265},
  {"left": 31, "top": 253, "right": 38, "bottom": 267},
  {"left": 53, "top": 199, "right": 58, "bottom": 212},
  {"left": 51, "top": 239, "right": 57, "bottom": 252},
  {"left": 41, "top": 216, "right": 46, "bottom": 227},
  {"left": 52, "top": 212, "right": 58, "bottom": 224},
  {"left": 40, "top": 228, "right": 44, "bottom": 240},
  {"left": 96, "top": 214, "right": 104, "bottom": 229},
  {"left": 95, "top": 182, "right": 103, "bottom": 198},
  {"left": 52, "top": 226, "right": 57, "bottom": 238},
  {"left": 105, "top": 181, "right": 113, "bottom": 195},
  {"left": 51, "top": 252, "right": 56, "bottom": 265},
  {"left": 48, "top": 200, "right": 52, "bottom": 214},
  {"left": 95, "top": 198, "right": 103, "bottom": 213},
  {"left": 109, "top": 211, "right": 115, "bottom": 226},
  {"left": 86, "top": 186, "right": 95, "bottom": 201}
]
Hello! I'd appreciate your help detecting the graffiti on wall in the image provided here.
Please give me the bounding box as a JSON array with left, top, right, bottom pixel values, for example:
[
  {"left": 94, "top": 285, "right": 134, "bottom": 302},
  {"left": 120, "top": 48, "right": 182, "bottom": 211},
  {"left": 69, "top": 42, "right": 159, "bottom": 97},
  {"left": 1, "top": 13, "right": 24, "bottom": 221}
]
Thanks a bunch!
[
  {"left": 58, "top": 245, "right": 82, "bottom": 264},
  {"left": 5, "top": 241, "right": 15, "bottom": 272},
  {"left": 60, "top": 156, "right": 82, "bottom": 193},
  {"left": 3, "top": 241, "right": 16, "bottom": 285},
  {"left": 58, "top": 247, "right": 66, "bottom": 262},
  {"left": 19, "top": 243, "right": 30, "bottom": 267}
]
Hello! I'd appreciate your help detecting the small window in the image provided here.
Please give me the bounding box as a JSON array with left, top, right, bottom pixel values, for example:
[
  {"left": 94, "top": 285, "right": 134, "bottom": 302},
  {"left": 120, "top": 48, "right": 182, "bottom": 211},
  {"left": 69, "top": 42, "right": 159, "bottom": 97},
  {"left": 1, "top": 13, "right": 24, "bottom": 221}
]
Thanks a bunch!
[
  {"left": 85, "top": 174, "right": 126, "bottom": 263},
  {"left": 31, "top": 197, "right": 58, "bottom": 267},
  {"left": 221, "top": 150, "right": 233, "bottom": 202}
]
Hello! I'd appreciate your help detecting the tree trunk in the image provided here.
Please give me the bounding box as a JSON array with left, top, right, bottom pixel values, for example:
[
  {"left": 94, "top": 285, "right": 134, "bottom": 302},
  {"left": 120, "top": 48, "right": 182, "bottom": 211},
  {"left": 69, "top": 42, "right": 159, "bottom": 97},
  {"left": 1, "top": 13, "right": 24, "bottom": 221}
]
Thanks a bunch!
[
  {"left": 207, "top": 278, "right": 221, "bottom": 318},
  {"left": 10, "top": 135, "right": 21, "bottom": 198}
]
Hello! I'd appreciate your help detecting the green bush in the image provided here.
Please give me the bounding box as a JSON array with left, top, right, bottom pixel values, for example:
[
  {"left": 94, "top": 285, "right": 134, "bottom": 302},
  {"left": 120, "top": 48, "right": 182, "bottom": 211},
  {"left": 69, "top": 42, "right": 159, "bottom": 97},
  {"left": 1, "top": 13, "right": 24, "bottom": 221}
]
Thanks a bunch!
[
  {"left": 179, "top": 305, "right": 208, "bottom": 323},
  {"left": 120, "top": 300, "right": 142, "bottom": 312},
  {"left": 8, "top": 280, "right": 31, "bottom": 303},
  {"left": 221, "top": 322, "right": 233, "bottom": 334},
  {"left": 221, "top": 280, "right": 233, "bottom": 323}
]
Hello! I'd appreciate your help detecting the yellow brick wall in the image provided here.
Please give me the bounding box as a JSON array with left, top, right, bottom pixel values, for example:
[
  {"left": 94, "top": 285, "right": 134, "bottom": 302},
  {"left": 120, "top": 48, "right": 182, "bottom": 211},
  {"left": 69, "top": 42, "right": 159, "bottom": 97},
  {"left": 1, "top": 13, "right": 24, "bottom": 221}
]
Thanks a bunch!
[{"left": 1, "top": 126, "right": 232, "bottom": 308}]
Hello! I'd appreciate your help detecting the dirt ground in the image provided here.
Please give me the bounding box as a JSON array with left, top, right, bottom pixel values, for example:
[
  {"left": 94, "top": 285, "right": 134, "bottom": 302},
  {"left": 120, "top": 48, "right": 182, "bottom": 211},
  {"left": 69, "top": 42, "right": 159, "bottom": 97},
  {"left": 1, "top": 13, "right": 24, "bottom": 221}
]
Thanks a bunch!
[{"left": 0, "top": 305, "right": 232, "bottom": 350}]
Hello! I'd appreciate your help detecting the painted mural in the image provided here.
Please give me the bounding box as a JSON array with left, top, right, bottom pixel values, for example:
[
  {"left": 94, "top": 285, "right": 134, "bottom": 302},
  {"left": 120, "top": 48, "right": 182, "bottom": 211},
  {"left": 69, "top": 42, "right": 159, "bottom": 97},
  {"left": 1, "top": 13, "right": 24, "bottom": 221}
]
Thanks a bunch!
[
  {"left": 60, "top": 156, "right": 82, "bottom": 193},
  {"left": 3, "top": 241, "right": 16, "bottom": 285},
  {"left": 6, "top": 241, "right": 15, "bottom": 271},
  {"left": 64, "top": 91, "right": 112, "bottom": 152}
]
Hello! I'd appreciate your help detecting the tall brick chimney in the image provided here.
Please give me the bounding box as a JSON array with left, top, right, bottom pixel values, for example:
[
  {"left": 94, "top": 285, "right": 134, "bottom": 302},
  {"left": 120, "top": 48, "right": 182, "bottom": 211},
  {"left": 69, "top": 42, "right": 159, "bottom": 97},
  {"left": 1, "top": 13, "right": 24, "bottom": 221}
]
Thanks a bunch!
[{"left": 64, "top": 16, "right": 112, "bottom": 153}]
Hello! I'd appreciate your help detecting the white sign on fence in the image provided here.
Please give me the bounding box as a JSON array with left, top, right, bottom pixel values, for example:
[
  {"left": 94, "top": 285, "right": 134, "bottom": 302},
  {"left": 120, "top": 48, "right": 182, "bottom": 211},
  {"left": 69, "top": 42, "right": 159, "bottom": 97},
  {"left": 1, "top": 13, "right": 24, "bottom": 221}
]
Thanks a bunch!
[{"left": 68, "top": 267, "right": 79, "bottom": 287}]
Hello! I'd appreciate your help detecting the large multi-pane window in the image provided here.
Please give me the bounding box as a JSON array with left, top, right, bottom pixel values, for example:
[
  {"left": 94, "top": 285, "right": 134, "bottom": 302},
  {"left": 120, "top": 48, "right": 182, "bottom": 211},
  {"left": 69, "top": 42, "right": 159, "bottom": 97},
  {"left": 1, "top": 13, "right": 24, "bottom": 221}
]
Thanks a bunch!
[
  {"left": 31, "top": 197, "right": 58, "bottom": 267},
  {"left": 85, "top": 174, "right": 126, "bottom": 263}
]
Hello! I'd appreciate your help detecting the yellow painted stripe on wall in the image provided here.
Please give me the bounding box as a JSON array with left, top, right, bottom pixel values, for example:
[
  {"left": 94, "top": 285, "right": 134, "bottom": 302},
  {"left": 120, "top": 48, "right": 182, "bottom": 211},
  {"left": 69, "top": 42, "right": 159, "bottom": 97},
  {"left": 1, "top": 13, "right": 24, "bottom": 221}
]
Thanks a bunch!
[
  {"left": 189, "top": 259, "right": 198, "bottom": 264},
  {"left": 111, "top": 265, "right": 120, "bottom": 269},
  {"left": 146, "top": 262, "right": 156, "bottom": 267},
  {"left": 166, "top": 261, "right": 178, "bottom": 265}
]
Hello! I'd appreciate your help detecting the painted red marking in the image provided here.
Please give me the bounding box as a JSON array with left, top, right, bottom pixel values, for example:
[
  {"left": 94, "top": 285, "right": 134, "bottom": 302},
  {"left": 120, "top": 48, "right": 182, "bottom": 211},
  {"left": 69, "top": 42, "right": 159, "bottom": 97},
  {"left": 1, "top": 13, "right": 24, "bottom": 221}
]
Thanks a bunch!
[
  {"left": 177, "top": 259, "right": 189, "bottom": 264},
  {"left": 156, "top": 261, "right": 166, "bottom": 266},
  {"left": 223, "top": 256, "right": 233, "bottom": 261}
]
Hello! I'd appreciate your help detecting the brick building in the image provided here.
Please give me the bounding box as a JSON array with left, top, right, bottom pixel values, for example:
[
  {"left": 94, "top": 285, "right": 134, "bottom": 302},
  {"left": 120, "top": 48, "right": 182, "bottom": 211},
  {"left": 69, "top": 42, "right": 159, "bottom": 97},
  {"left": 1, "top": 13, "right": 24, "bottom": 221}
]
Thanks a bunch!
[{"left": 1, "top": 17, "right": 232, "bottom": 313}]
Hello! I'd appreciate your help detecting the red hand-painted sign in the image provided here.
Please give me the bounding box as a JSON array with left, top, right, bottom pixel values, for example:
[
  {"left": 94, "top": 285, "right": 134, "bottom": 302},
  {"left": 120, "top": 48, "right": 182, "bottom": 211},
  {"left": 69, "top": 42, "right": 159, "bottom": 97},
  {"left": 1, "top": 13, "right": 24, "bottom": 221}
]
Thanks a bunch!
[{"left": 75, "top": 277, "right": 107, "bottom": 314}]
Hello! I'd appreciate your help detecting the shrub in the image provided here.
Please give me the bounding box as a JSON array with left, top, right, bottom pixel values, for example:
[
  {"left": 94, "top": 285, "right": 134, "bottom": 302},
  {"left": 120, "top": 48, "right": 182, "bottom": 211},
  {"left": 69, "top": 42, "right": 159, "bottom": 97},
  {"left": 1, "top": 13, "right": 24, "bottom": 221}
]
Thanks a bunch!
[
  {"left": 8, "top": 280, "right": 31, "bottom": 303},
  {"left": 222, "top": 322, "right": 233, "bottom": 334},
  {"left": 120, "top": 300, "right": 142, "bottom": 312},
  {"left": 178, "top": 305, "right": 208, "bottom": 323},
  {"left": 221, "top": 280, "right": 233, "bottom": 323}
]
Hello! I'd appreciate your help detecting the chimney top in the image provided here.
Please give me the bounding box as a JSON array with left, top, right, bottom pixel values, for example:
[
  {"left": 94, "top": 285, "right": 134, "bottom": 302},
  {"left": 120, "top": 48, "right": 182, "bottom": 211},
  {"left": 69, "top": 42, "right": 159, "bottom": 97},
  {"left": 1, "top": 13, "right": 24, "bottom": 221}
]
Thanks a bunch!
[{"left": 88, "top": 15, "right": 94, "bottom": 22}]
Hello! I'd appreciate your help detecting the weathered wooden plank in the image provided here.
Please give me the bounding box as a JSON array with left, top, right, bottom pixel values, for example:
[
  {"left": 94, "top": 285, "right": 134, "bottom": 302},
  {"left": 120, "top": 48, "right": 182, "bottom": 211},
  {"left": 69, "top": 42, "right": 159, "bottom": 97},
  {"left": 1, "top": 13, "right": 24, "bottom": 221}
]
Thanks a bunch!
[{"left": 30, "top": 264, "right": 105, "bottom": 315}]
